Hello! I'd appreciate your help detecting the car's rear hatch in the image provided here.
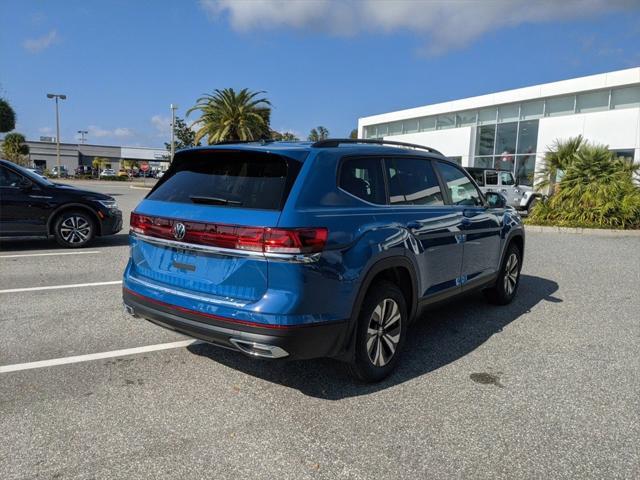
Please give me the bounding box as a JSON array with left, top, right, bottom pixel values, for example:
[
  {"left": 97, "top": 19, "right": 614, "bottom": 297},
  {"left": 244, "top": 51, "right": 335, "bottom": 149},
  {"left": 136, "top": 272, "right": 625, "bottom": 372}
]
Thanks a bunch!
[{"left": 126, "top": 148, "right": 302, "bottom": 305}]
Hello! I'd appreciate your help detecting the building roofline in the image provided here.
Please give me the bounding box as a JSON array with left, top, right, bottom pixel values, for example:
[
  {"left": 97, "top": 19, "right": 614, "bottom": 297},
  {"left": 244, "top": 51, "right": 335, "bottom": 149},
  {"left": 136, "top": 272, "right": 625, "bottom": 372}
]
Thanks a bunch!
[{"left": 359, "top": 66, "right": 640, "bottom": 126}]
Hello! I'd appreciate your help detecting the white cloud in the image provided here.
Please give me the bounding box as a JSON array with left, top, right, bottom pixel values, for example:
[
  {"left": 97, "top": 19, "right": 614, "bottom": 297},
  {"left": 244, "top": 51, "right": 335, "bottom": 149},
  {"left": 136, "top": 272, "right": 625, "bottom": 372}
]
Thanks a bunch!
[
  {"left": 200, "top": 0, "right": 636, "bottom": 55},
  {"left": 23, "top": 29, "right": 58, "bottom": 53},
  {"left": 87, "top": 125, "right": 133, "bottom": 138},
  {"left": 38, "top": 126, "right": 53, "bottom": 135},
  {"left": 151, "top": 115, "right": 172, "bottom": 136}
]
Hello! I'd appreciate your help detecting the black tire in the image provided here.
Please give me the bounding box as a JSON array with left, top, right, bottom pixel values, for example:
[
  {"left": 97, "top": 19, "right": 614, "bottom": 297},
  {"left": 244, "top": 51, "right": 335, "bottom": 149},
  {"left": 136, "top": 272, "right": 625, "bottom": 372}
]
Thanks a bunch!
[
  {"left": 528, "top": 197, "right": 539, "bottom": 213},
  {"left": 349, "top": 281, "right": 408, "bottom": 383},
  {"left": 53, "top": 210, "right": 96, "bottom": 248},
  {"left": 484, "top": 242, "right": 522, "bottom": 305}
]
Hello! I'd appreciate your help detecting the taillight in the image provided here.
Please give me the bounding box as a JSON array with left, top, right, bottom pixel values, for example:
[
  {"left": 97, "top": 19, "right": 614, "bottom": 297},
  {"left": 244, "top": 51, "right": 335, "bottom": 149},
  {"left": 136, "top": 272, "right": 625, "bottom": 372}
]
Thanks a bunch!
[{"left": 130, "top": 213, "right": 327, "bottom": 255}]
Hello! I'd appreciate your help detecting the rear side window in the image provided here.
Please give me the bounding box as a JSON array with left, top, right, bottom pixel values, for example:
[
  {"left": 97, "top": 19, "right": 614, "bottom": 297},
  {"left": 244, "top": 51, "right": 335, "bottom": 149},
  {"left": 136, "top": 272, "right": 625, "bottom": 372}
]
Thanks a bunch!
[
  {"left": 385, "top": 158, "right": 444, "bottom": 206},
  {"left": 148, "top": 151, "right": 297, "bottom": 210},
  {"left": 485, "top": 171, "right": 498, "bottom": 185},
  {"left": 339, "top": 157, "right": 385, "bottom": 204},
  {"left": 436, "top": 161, "right": 484, "bottom": 206}
]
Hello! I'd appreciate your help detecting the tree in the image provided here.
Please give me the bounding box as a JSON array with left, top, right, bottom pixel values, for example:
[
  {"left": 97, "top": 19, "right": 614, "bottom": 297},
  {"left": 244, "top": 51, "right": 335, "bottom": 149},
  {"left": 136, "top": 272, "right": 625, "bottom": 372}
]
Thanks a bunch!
[
  {"left": 308, "top": 126, "right": 329, "bottom": 142},
  {"left": 349, "top": 129, "right": 358, "bottom": 139},
  {"left": 187, "top": 88, "right": 272, "bottom": 144},
  {"left": 0, "top": 98, "right": 16, "bottom": 133},
  {"left": 528, "top": 140, "right": 640, "bottom": 229},
  {"left": 1, "top": 132, "right": 29, "bottom": 165},
  {"left": 271, "top": 130, "right": 299, "bottom": 141},
  {"left": 92, "top": 157, "right": 109, "bottom": 174},
  {"left": 536, "top": 135, "right": 585, "bottom": 193},
  {"left": 164, "top": 116, "right": 200, "bottom": 152}
]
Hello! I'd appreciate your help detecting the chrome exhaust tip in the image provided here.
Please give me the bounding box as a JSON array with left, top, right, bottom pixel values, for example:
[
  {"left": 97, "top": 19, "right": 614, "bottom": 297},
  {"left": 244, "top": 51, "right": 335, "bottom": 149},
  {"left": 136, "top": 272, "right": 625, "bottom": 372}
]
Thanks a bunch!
[
  {"left": 123, "top": 303, "right": 138, "bottom": 317},
  {"left": 229, "top": 338, "right": 288, "bottom": 359}
]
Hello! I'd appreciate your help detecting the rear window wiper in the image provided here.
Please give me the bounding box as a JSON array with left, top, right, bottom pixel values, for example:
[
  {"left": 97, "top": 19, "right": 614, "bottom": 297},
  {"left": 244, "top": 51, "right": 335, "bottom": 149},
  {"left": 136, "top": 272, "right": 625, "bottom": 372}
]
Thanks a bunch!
[{"left": 189, "top": 195, "right": 243, "bottom": 206}]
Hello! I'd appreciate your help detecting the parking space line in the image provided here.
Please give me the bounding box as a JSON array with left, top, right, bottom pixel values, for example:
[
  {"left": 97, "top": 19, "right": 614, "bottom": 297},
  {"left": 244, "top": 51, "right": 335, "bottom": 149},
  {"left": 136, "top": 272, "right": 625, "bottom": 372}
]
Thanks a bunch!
[
  {"left": 0, "top": 251, "right": 101, "bottom": 259},
  {"left": 0, "top": 340, "right": 204, "bottom": 374},
  {"left": 0, "top": 280, "right": 122, "bottom": 294}
]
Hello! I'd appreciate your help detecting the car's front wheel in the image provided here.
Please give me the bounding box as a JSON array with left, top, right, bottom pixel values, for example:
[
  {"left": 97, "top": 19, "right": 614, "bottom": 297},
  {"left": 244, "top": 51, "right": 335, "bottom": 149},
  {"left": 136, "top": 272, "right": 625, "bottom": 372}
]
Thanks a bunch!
[
  {"left": 54, "top": 210, "right": 95, "bottom": 248},
  {"left": 349, "top": 281, "right": 407, "bottom": 382},
  {"left": 484, "top": 243, "right": 522, "bottom": 305}
]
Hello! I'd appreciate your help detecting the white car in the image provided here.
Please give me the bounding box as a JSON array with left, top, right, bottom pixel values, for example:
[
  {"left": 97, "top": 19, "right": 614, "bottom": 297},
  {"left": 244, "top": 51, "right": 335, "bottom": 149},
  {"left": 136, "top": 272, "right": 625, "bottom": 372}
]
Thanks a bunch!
[{"left": 100, "top": 169, "right": 117, "bottom": 177}]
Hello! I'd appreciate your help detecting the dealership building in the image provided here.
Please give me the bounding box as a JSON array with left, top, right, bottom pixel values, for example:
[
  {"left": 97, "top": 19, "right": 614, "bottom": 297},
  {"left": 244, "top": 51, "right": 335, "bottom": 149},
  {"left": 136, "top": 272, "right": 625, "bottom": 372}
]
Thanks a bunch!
[
  {"left": 23, "top": 140, "right": 168, "bottom": 173},
  {"left": 358, "top": 67, "right": 640, "bottom": 185}
]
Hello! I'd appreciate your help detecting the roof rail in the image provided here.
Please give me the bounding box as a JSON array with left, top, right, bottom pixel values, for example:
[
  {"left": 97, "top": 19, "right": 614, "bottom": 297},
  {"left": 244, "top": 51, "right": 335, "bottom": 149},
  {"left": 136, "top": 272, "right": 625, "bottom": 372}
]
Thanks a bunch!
[
  {"left": 213, "top": 139, "right": 275, "bottom": 146},
  {"left": 311, "top": 138, "right": 444, "bottom": 156}
]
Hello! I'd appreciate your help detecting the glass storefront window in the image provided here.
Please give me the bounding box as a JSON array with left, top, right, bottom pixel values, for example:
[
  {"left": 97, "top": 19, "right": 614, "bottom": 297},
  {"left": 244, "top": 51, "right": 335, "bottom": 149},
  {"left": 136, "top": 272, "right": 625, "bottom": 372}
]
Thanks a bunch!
[
  {"left": 498, "top": 104, "right": 519, "bottom": 123},
  {"left": 388, "top": 121, "right": 403, "bottom": 136},
  {"left": 436, "top": 114, "right": 455, "bottom": 130},
  {"left": 515, "top": 154, "right": 536, "bottom": 186},
  {"left": 419, "top": 117, "right": 436, "bottom": 132},
  {"left": 495, "top": 122, "right": 518, "bottom": 156},
  {"left": 364, "top": 126, "right": 376, "bottom": 139},
  {"left": 403, "top": 119, "right": 419, "bottom": 134},
  {"left": 517, "top": 120, "right": 539, "bottom": 154},
  {"left": 611, "top": 86, "right": 640, "bottom": 109},
  {"left": 576, "top": 90, "right": 609, "bottom": 113},
  {"left": 474, "top": 156, "right": 494, "bottom": 168},
  {"left": 476, "top": 125, "right": 496, "bottom": 156},
  {"left": 478, "top": 107, "right": 497, "bottom": 125},
  {"left": 377, "top": 124, "right": 388, "bottom": 137},
  {"left": 456, "top": 111, "right": 476, "bottom": 127},
  {"left": 546, "top": 95, "right": 575, "bottom": 116},
  {"left": 520, "top": 100, "right": 544, "bottom": 120}
]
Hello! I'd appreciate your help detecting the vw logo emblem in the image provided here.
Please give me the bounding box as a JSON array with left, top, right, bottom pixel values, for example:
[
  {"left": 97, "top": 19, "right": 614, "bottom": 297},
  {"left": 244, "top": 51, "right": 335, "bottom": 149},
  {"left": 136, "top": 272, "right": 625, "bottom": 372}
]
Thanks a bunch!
[{"left": 172, "top": 222, "right": 186, "bottom": 241}]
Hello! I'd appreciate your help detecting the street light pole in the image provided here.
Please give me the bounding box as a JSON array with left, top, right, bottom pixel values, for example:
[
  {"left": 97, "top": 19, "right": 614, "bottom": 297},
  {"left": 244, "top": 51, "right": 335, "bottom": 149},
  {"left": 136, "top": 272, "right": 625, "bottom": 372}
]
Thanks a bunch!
[
  {"left": 47, "top": 93, "right": 67, "bottom": 178},
  {"left": 170, "top": 103, "right": 177, "bottom": 163},
  {"left": 78, "top": 130, "right": 88, "bottom": 144}
]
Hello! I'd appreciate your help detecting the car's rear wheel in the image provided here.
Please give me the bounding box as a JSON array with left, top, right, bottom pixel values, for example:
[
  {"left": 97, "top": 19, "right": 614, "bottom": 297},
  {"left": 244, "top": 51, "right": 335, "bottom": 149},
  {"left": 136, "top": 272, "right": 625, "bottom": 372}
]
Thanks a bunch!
[
  {"left": 54, "top": 210, "right": 95, "bottom": 248},
  {"left": 349, "top": 281, "right": 407, "bottom": 382},
  {"left": 484, "top": 242, "right": 522, "bottom": 305}
]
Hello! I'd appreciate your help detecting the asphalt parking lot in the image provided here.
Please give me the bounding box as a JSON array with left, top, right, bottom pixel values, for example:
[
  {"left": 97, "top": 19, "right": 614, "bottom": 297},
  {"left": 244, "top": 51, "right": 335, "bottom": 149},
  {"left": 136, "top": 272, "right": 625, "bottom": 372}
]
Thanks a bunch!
[{"left": 1, "top": 180, "right": 638, "bottom": 479}]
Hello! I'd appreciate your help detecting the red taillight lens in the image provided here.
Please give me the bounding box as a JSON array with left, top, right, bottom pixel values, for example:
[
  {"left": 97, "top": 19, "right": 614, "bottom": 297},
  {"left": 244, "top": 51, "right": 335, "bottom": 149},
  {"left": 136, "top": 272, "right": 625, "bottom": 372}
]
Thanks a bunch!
[
  {"left": 264, "top": 227, "right": 328, "bottom": 254},
  {"left": 130, "top": 213, "right": 327, "bottom": 254}
]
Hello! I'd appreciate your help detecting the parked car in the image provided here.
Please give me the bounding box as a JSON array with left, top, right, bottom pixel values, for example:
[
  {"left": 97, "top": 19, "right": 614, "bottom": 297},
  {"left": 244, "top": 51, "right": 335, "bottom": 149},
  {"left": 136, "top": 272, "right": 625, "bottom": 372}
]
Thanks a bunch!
[
  {"left": 100, "top": 168, "right": 117, "bottom": 177},
  {"left": 465, "top": 167, "right": 543, "bottom": 212},
  {"left": 117, "top": 170, "right": 129, "bottom": 177},
  {"left": 122, "top": 139, "right": 524, "bottom": 381},
  {"left": 0, "top": 159, "right": 122, "bottom": 247},
  {"left": 75, "top": 165, "right": 93, "bottom": 176},
  {"left": 50, "top": 166, "right": 69, "bottom": 178}
]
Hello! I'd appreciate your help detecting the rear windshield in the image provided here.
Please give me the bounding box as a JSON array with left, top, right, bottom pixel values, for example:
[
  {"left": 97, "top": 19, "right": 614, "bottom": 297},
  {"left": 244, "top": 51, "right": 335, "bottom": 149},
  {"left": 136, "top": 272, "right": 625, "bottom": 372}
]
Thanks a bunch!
[{"left": 147, "top": 150, "right": 298, "bottom": 210}]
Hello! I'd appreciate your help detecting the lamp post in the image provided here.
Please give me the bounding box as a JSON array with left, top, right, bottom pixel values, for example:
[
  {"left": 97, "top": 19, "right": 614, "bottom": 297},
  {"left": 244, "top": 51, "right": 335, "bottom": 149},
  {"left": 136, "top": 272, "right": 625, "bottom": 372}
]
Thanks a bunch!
[
  {"left": 78, "top": 130, "right": 88, "bottom": 144},
  {"left": 46, "top": 93, "right": 67, "bottom": 178},
  {"left": 170, "top": 103, "right": 177, "bottom": 162}
]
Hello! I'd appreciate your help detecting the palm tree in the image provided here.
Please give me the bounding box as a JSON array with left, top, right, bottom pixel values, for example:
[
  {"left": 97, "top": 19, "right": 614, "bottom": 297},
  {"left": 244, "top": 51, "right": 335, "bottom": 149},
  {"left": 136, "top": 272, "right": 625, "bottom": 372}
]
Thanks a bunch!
[
  {"left": 308, "top": 126, "right": 329, "bottom": 142},
  {"left": 187, "top": 88, "right": 272, "bottom": 144},
  {"left": 536, "top": 135, "right": 585, "bottom": 193}
]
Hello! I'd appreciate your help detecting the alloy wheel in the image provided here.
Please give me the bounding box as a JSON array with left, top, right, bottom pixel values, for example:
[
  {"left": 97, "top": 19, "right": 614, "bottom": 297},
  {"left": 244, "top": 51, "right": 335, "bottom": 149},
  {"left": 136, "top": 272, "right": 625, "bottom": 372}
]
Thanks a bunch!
[
  {"left": 503, "top": 253, "right": 519, "bottom": 295},
  {"left": 366, "top": 298, "right": 402, "bottom": 367},
  {"left": 59, "top": 216, "right": 91, "bottom": 244}
]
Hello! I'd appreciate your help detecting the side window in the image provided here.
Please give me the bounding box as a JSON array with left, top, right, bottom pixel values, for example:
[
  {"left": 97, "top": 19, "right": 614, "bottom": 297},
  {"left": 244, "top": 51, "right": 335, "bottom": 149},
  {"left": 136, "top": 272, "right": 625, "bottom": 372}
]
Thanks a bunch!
[
  {"left": 436, "top": 161, "right": 484, "bottom": 207},
  {"left": 339, "top": 157, "right": 385, "bottom": 204},
  {"left": 500, "top": 172, "right": 515, "bottom": 185},
  {"left": 385, "top": 158, "right": 444, "bottom": 206},
  {"left": 0, "top": 166, "right": 24, "bottom": 188},
  {"left": 485, "top": 171, "right": 498, "bottom": 185},
  {"left": 468, "top": 169, "right": 484, "bottom": 186}
]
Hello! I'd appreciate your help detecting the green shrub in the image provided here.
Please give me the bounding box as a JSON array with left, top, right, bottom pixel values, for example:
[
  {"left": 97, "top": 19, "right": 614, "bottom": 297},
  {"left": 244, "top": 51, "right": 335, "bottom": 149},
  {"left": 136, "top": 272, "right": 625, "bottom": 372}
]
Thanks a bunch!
[{"left": 527, "top": 141, "right": 640, "bottom": 229}]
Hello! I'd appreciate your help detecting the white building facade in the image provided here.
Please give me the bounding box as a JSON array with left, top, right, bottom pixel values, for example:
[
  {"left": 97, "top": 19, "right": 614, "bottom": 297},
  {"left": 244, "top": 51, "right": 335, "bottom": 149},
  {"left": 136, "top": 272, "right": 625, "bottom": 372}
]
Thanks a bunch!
[{"left": 358, "top": 67, "right": 640, "bottom": 186}]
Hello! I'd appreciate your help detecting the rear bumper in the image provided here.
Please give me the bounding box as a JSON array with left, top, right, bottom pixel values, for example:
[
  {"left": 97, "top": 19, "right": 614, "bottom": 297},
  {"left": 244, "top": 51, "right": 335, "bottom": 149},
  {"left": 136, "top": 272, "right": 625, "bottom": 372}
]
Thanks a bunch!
[{"left": 122, "top": 288, "right": 349, "bottom": 360}]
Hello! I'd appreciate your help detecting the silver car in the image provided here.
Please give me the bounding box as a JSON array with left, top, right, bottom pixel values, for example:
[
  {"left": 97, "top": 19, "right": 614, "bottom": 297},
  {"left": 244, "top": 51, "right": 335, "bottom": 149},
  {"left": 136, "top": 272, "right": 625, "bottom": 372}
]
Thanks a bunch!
[{"left": 466, "top": 167, "right": 543, "bottom": 212}]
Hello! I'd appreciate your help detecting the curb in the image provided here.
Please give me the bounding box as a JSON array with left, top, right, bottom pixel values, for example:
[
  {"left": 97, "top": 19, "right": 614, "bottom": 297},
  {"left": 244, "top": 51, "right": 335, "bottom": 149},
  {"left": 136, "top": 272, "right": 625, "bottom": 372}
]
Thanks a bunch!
[
  {"left": 526, "top": 225, "right": 640, "bottom": 237},
  {"left": 129, "top": 184, "right": 152, "bottom": 190}
]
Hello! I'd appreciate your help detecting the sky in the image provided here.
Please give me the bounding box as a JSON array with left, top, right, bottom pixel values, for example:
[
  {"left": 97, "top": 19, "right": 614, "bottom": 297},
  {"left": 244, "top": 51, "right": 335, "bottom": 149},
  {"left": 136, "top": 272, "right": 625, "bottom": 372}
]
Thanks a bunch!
[{"left": 1, "top": 0, "right": 640, "bottom": 147}]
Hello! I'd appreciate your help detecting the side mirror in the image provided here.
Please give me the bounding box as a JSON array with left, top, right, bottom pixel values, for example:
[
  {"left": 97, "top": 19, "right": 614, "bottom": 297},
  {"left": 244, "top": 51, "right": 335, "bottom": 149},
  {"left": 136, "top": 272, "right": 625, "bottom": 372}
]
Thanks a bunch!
[
  {"left": 18, "top": 178, "right": 34, "bottom": 191},
  {"left": 485, "top": 191, "right": 507, "bottom": 209}
]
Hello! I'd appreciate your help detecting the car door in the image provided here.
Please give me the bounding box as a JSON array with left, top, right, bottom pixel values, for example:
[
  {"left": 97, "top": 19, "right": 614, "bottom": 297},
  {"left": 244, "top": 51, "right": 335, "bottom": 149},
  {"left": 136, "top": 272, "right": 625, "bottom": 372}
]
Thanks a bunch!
[
  {"left": 434, "top": 161, "right": 502, "bottom": 285},
  {"left": 0, "top": 165, "right": 51, "bottom": 236},
  {"left": 383, "top": 156, "right": 465, "bottom": 298}
]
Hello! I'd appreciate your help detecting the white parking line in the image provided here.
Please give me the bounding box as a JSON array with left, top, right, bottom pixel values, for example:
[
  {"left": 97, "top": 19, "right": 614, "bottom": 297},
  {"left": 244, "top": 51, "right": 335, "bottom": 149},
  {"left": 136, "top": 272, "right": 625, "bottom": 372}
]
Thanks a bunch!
[
  {"left": 0, "top": 340, "right": 204, "bottom": 374},
  {"left": 0, "top": 251, "right": 101, "bottom": 259},
  {"left": 0, "top": 280, "right": 122, "bottom": 294}
]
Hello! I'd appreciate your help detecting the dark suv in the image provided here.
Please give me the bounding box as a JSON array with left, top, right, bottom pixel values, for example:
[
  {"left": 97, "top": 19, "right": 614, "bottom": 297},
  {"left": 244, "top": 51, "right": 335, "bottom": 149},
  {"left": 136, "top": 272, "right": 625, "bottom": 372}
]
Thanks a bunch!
[
  {"left": 0, "top": 159, "right": 123, "bottom": 247},
  {"left": 123, "top": 140, "right": 524, "bottom": 381}
]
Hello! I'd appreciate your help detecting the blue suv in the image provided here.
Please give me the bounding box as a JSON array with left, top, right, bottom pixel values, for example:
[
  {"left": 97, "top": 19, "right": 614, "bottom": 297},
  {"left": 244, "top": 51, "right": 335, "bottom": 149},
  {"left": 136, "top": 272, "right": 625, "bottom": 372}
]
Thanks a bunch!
[{"left": 123, "top": 139, "right": 524, "bottom": 382}]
